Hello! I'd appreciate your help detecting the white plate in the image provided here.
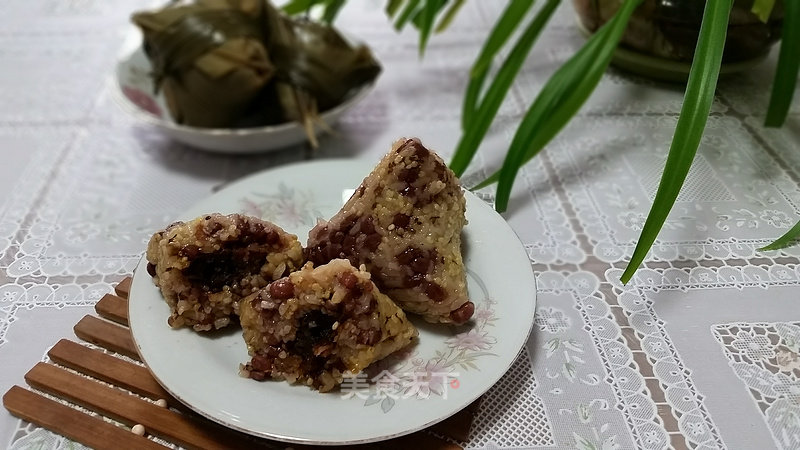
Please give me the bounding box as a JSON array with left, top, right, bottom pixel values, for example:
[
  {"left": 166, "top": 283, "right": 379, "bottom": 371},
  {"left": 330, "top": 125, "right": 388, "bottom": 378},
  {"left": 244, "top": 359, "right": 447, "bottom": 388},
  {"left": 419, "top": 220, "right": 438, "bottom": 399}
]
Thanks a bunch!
[
  {"left": 128, "top": 159, "right": 536, "bottom": 445},
  {"left": 113, "top": 41, "right": 374, "bottom": 154}
]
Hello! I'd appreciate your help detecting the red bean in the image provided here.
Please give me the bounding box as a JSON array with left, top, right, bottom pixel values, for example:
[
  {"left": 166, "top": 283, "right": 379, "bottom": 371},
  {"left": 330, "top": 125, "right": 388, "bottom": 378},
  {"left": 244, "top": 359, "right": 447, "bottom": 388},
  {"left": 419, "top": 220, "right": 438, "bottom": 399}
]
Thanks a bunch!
[
  {"left": 422, "top": 281, "right": 446, "bottom": 302},
  {"left": 264, "top": 230, "right": 280, "bottom": 245},
  {"left": 206, "top": 222, "right": 224, "bottom": 236},
  {"left": 305, "top": 246, "right": 324, "bottom": 264},
  {"left": 449, "top": 301, "right": 475, "bottom": 324},
  {"left": 249, "top": 370, "right": 267, "bottom": 381},
  {"left": 248, "top": 221, "right": 265, "bottom": 236},
  {"left": 410, "top": 254, "right": 432, "bottom": 274},
  {"left": 339, "top": 271, "right": 359, "bottom": 290},
  {"left": 359, "top": 217, "right": 376, "bottom": 235},
  {"left": 397, "top": 247, "right": 432, "bottom": 273},
  {"left": 341, "top": 214, "right": 358, "bottom": 232},
  {"left": 178, "top": 245, "right": 200, "bottom": 259},
  {"left": 397, "top": 247, "right": 421, "bottom": 265},
  {"left": 433, "top": 160, "right": 446, "bottom": 179},
  {"left": 364, "top": 233, "right": 382, "bottom": 251},
  {"left": 393, "top": 213, "right": 410, "bottom": 229},
  {"left": 403, "top": 273, "right": 425, "bottom": 288},
  {"left": 269, "top": 278, "right": 294, "bottom": 299},
  {"left": 357, "top": 329, "right": 382, "bottom": 345},
  {"left": 326, "top": 243, "right": 342, "bottom": 261},
  {"left": 411, "top": 140, "right": 429, "bottom": 159},
  {"left": 398, "top": 166, "right": 420, "bottom": 184},
  {"left": 400, "top": 185, "right": 417, "bottom": 197},
  {"left": 250, "top": 355, "right": 272, "bottom": 372}
]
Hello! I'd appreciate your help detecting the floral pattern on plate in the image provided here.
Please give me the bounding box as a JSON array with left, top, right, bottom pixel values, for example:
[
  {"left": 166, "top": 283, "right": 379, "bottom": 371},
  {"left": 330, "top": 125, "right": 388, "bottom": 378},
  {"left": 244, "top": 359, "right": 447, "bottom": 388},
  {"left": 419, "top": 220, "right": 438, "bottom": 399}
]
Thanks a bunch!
[
  {"left": 239, "top": 182, "right": 323, "bottom": 228},
  {"left": 349, "top": 269, "right": 499, "bottom": 413},
  {"left": 121, "top": 85, "right": 162, "bottom": 118}
]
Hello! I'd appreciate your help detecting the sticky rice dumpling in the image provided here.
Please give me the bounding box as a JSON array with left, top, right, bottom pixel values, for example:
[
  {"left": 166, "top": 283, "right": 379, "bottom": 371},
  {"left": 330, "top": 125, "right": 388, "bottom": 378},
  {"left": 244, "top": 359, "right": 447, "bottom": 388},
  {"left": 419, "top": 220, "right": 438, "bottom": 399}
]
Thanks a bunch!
[
  {"left": 132, "top": 0, "right": 275, "bottom": 128},
  {"left": 145, "top": 213, "right": 304, "bottom": 331},
  {"left": 131, "top": 0, "right": 381, "bottom": 135},
  {"left": 239, "top": 260, "right": 418, "bottom": 392},
  {"left": 306, "top": 138, "right": 475, "bottom": 325}
]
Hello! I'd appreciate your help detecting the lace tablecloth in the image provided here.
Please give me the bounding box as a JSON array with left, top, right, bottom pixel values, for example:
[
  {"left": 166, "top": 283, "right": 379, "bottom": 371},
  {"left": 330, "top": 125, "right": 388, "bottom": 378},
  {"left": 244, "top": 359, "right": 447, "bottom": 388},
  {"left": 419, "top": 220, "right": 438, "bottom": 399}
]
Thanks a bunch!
[{"left": 2, "top": 1, "right": 799, "bottom": 449}]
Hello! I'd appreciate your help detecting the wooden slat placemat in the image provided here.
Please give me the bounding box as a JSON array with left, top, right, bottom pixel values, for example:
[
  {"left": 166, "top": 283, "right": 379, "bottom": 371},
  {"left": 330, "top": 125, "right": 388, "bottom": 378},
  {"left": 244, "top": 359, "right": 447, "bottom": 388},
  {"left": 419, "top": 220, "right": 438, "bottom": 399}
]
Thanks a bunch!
[{"left": 3, "top": 277, "right": 477, "bottom": 449}]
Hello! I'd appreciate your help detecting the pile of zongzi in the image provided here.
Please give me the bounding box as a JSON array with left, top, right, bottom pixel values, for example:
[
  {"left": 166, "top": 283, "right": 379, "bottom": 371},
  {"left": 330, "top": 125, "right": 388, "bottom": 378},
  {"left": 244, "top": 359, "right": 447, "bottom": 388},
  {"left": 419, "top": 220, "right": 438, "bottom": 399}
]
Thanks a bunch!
[{"left": 132, "top": 0, "right": 381, "bottom": 145}]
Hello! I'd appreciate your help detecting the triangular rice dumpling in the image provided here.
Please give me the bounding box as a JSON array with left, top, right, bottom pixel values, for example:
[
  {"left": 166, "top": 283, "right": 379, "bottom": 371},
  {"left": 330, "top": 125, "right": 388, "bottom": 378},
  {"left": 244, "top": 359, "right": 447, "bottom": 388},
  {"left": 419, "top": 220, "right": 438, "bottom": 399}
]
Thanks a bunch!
[
  {"left": 146, "top": 213, "right": 304, "bottom": 331},
  {"left": 240, "top": 260, "right": 418, "bottom": 392},
  {"left": 306, "top": 138, "right": 474, "bottom": 324}
]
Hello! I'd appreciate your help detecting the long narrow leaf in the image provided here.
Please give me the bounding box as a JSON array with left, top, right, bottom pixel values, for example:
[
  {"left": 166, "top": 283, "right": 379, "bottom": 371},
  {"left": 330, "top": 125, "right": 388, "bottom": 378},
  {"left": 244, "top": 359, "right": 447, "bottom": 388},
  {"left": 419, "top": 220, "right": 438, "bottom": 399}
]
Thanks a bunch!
[
  {"left": 417, "top": 0, "right": 442, "bottom": 55},
  {"left": 759, "top": 219, "right": 800, "bottom": 251},
  {"left": 411, "top": 0, "right": 448, "bottom": 26},
  {"left": 386, "top": 0, "right": 405, "bottom": 18},
  {"left": 462, "top": 66, "right": 491, "bottom": 130},
  {"left": 435, "top": 0, "right": 466, "bottom": 33},
  {"left": 470, "top": 0, "right": 537, "bottom": 77},
  {"left": 450, "top": 0, "right": 559, "bottom": 176},
  {"left": 461, "top": 0, "right": 537, "bottom": 129},
  {"left": 620, "top": 0, "right": 733, "bottom": 283},
  {"left": 492, "top": 0, "right": 642, "bottom": 210},
  {"left": 395, "top": 0, "right": 421, "bottom": 30},
  {"left": 470, "top": 19, "right": 616, "bottom": 190},
  {"left": 282, "top": 0, "right": 325, "bottom": 15},
  {"left": 764, "top": 0, "right": 800, "bottom": 127},
  {"left": 322, "top": 0, "right": 346, "bottom": 24}
]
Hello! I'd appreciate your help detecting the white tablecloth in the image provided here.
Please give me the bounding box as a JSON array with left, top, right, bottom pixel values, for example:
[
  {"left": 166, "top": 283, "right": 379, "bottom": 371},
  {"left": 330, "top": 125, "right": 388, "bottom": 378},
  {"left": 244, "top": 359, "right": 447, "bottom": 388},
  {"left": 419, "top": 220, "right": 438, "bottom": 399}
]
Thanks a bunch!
[{"left": 1, "top": 1, "right": 799, "bottom": 449}]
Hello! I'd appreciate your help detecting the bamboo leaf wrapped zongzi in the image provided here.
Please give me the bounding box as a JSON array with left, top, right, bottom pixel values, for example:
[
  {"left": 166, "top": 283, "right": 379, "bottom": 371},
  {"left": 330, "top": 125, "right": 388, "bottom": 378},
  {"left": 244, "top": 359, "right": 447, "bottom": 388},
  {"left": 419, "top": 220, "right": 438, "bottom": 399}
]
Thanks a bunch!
[{"left": 131, "top": 0, "right": 381, "bottom": 142}]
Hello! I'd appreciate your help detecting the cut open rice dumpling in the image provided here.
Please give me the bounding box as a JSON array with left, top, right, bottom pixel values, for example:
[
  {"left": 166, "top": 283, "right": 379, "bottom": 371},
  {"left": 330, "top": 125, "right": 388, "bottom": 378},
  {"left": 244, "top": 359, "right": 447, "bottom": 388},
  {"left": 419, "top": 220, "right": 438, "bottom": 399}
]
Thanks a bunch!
[
  {"left": 239, "top": 259, "right": 418, "bottom": 392},
  {"left": 306, "top": 138, "right": 474, "bottom": 324},
  {"left": 146, "top": 213, "right": 304, "bottom": 331}
]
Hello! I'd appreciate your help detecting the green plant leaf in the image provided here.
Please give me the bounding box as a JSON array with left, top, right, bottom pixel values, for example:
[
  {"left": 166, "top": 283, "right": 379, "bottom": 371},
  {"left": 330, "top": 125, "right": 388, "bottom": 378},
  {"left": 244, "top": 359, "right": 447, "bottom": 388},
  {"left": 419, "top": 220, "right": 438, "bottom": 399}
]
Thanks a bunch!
[
  {"left": 450, "top": 0, "right": 560, "bottom": 176},
  {"left": 411, "top": 0, "right": 448, "bottom": 29},
  {"left": 386, "top": 0, "right": 405, "bottom": 18},
  {"left": 282, "top": 0, "right": 326, "bottom": 15},
  {"left": 764, "top": 0, "right": 800, "bottom": 127},
  {"left": 394, "top": 0, "right": 421, "bottom": 30},
  {"left": 461, "top": 68, "right": 488, "bottom": 130},
  {"left": 321, "top": 0, "right": 347, "bottom": 24},
  {"left": 490, "top": 0, "right": 643, "bottom": 209},
  {"left": 461, "top": 0, "right": 537, "bottom": 129},
  {"left": 469, "top": 0, "right": 638, "bottom": 191},
  {"left": 751, "top": 0, "right": 776, "bottom": 22},
  {"left": 470, "top": 0, "right": 537, "bottom": 77},
  {"left": 469, "top": 30, "right": 616, "bottom": 191},
  {"left": 417, "top": 0, "right": 444, "bottom": 56},
  {"left": 620, "top": 0, "right": 733, "bottom": 283},
  {"left": 759, "top": 219, "right": 800, "bottom": 251},
  {"left": 435, "top": 0, "right": 465, "bottom": 33}
]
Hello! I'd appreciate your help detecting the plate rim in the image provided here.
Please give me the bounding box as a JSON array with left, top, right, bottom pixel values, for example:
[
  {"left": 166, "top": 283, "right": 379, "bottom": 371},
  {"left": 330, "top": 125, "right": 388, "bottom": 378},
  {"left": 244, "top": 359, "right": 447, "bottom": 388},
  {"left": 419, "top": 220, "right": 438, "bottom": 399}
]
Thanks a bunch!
[{"left": 128, "top": 158, "right": 537, "bottom": 445}]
